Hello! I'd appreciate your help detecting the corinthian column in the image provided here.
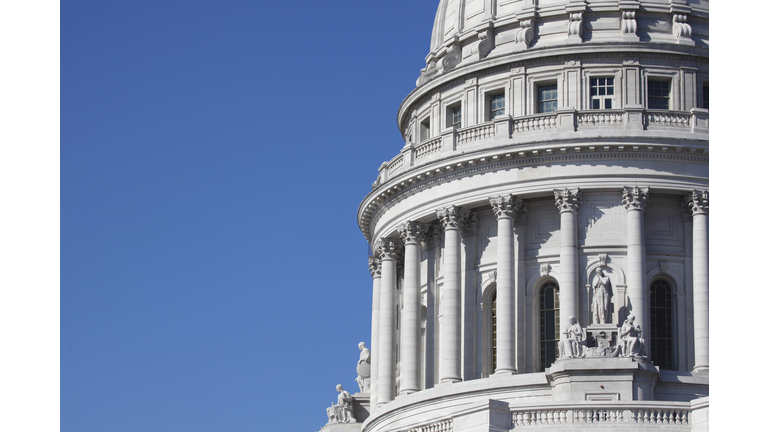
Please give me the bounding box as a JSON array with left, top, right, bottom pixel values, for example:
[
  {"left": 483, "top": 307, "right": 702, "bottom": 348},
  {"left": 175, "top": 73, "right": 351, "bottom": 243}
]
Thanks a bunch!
[
  {"left": 489, "top": 195, "right": 526, "bottom": 374},
  {"left": 685, "top": 190, "right": 709, "bottom": 372},
  {"left": 375, "top": 238, "right": 400, "bottom": 407},
  {"left": 368, "top": 256, "right": 381, "bottom": 408},
  {"left": 397, "top": 221, "right": 425, "bottom": 394},
  {"left": 554, "top": 188, "right": 581, "bottom": 341},
  {"left": 436, "top": 205, "right": 469, "bottom": 383},
  {"left": 623, "top": 187, "right": 650, "bottom": 356}
]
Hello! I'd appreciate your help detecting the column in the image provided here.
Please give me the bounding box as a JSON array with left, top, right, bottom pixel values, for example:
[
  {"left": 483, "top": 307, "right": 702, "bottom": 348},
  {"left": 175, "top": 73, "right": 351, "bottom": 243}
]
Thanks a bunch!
[
  {"left": 436, "top": 205, "right": 469, "bottom": 383},
  {"left": 489, "top": 195, "right": 526, "bottom": 374},
  {"left": 554, "top": 188, "right": 581, "bottom": 340},
  {"left": 368, "top": 256, "right": 381, "bottom": 408},
  {"left": 397, "top": 221, "right": 425, "bottom": 394},
  {"left": 685, "top": 190, "right": 709, "bottom": 372},
  {"left": 622, "top": 187, "right": 650, "bottom": 356},
  {"left": 375, "top": 238, "right": 400, "bottom": 407}
]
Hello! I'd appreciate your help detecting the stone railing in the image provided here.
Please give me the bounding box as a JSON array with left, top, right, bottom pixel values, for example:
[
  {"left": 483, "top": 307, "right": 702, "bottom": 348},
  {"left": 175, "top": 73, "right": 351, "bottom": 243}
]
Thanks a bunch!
[
  {"left": 511, "top": 404, "right": 690, "bottom": 428},
  {"left": 415, "top": 136, "right": 443, "bottom": 161},
  {"left": 388, "top": 153, "right": 404, "bottom": 176},
  {"left": 378, "top": 108, "right": 706, "bottom": 184},
  {"left": 512, "top": 114, "right": 557, "bottom": 133},
  {"left": 577, "top": 110, "right": 624, "bottom": 127},
  {"left": 404, "top": 419, "right": 452, "bottom": 432},
  {"left": 457, "top": 123, "right": 495, "bottom": 146},
  {"left": 644, "top": 110, "right": 691, "bottom": 128}
]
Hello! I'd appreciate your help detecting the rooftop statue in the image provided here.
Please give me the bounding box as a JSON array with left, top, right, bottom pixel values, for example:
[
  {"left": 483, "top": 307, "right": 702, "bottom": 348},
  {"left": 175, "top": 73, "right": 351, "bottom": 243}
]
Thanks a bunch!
[{"left": 326, "top": 384, "right": 355, "bottom": 424}]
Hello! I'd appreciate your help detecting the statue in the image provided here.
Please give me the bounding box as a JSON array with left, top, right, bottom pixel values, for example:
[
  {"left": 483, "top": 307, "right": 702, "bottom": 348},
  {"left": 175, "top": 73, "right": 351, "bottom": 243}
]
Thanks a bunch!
[
  {"left": 620, "top": 314, "right": 645, "bottom": 357},
  {"left": 326, "top": 384, "right": 355, "bottom": 424},
  {"left": 591, "top": 268, "right": 613, "bottom": 324},
  {"left": 558, "top": 316, "right": 586, "bottom": 359},
  {"left": 355, "top": 342, "right": 371, "bottom": 393}
]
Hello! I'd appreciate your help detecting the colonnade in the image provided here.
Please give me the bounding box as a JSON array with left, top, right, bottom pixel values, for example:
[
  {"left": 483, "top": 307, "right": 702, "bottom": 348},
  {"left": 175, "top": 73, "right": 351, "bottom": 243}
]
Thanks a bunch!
[{"left": 368, "top": 188, "right": 709, "bottom": 408}]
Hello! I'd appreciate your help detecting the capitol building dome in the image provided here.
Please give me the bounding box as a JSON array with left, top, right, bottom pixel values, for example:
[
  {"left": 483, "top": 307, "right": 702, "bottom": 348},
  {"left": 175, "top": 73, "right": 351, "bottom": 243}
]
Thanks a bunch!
[{"left": 320, "top": 1, "right": 708, "bottom": 431}]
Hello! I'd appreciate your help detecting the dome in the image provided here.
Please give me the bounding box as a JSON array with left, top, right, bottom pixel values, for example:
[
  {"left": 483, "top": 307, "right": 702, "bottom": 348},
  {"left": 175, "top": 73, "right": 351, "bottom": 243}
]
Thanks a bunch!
[
  {"left": 318, "top": 1, "right": 709, "bottom": 430},
  {"left": 417, "top": 0, "right": 708, "bottom": 91}
]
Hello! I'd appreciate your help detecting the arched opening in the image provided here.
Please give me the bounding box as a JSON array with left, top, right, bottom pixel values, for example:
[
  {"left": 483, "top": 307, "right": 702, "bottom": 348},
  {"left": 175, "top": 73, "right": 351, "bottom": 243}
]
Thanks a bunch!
[
  {"left": 539, "top": 281, "right": 560, "bottom": 371},
  {"left": 650, "top": 278, "right": 674, "bottom": 370}
]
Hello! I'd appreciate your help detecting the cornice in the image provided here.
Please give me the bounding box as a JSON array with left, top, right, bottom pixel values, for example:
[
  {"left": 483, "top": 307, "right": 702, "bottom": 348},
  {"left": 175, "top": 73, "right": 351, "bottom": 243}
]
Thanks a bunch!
[{"left": 358, "top": 143, "right": 708, "bottom": 243}]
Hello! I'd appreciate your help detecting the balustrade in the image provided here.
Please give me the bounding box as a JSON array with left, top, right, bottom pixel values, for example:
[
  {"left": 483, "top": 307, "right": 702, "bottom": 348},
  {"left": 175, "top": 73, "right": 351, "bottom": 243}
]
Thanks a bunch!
[
  {"left": 511, "top": 405, "right": 690, "bottom": 427},
  {"left": 644, "top": 110, "right": 691, "bottom": 128},
  {"left": 405, "top": 419, "right": 452, "bottom": 432},
  {"left": 577, "top": 110, "right": 624, "bottom": 127},
  {"left": 513, "top": 114, "right": 557, "bottom": 133},
  {"left": 415, "top": 137, "right": 442, "bottom": 161},
  {"left": 379, "top": 109, "right": 704, "bottom": 183},
  {"left": 457, "top": 124, "right": 495, "bottom": 146}
]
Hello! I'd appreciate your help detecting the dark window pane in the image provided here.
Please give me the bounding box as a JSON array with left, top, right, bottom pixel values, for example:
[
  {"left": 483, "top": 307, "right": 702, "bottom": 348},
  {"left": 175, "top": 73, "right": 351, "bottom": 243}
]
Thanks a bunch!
[{"left": 605, "top": 99, "right": 612, "bottom": 109}]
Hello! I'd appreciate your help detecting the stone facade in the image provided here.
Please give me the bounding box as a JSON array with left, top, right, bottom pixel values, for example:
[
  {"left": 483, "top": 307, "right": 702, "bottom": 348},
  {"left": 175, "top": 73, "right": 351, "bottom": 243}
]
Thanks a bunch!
[{"left": 319, "top": 0, "right": 709, "bottom": 430}]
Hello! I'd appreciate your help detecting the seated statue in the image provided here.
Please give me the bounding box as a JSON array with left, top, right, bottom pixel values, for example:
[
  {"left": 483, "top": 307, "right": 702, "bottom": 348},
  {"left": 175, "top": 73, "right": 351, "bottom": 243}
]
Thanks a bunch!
[
  {"left": 620, "top": 314, "right": 646, "bottom": 357},
  {"left": 558, "top": 316, "right": 586, "bottom": 359},
  {"left": 355, "top": 342, "right": 371, "bottom": 393},
  {"left": 326, "top": 385, "right": 355, "bottom": 424}
]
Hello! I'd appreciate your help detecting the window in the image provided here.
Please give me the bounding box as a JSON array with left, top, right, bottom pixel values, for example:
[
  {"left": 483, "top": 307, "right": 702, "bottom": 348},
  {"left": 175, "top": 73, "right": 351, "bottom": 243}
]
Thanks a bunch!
[
  {"left": 702, "top": 82, "right": 709, "bottom": 109},
  {"left": 420, "top": 117, "right": 430, "bottom": 142},
  {"left": 537, "top": 84, "right": 557, "bottom": 113},
  {"left": 650, "top": 279, "right": 674, "bottom": 370},
  {"left": 491, "top": 291, "right": 497, "bottom": 372},
  {"left": 448, "top": 103, "right": 462, "bottom": 129},
  {"left": 539, "top": 281, "right": 560, "bottom": 371},
  {"left": 648, "top": 79, "right": 671, "bottom": 109},
  {"left": 590, "top": 77, "right": 615, "bottom": 109},
  {"left": 490, "top": 93, "right": 505, "bottom": 119}
]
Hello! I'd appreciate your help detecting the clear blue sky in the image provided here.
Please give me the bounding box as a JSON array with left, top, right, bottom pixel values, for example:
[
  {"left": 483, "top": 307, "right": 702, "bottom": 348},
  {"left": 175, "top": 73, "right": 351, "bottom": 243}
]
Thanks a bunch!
[{"left": 61, "top": 1, "right": 438, "bottom": 431}]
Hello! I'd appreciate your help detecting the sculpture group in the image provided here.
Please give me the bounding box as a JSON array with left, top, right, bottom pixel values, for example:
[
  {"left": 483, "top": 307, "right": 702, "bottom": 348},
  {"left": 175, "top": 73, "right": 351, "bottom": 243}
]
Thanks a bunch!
[
  {"left": 557, "top": 268, "right": 646, "bottom": 360},
  {"left": 325, "top": 342, "right": 372, "bottom": 425}
]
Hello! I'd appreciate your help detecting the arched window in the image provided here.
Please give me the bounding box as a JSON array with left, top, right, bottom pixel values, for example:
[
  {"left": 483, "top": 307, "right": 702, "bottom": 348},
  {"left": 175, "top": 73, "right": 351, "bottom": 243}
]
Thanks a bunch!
[
  {"left": 491, "top": 291, "right": 497, "bottom": 372},
  {"left": 539, "top": 281, "right": 560, "bottom": 371},
  {"left": 650, "top": 279, "right": 674, "bottom": 370}
]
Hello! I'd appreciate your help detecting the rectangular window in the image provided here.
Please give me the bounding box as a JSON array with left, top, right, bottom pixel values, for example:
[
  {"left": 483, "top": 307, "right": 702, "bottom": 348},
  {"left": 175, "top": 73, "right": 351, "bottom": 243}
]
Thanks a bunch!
[
  {"left": 537, "top": 84, "right": 557, "bottom": 113},
  {"left": 420, "top": 118, "right": 430, "bottom": 142},
  {"left": 590, "top": 77, "right": 615, "bottom": 109},
  {"left": 448, "top": 103, "right": 462, "bottom": 129},
  {"left": 490, "top": 93, "right": 505, "bottom": 119},
  {"left": 648, "top": 79, "right": 671, "bottom": 110},
  {"left": 702, "top": 82, "right": 709, "bottom": 109}
]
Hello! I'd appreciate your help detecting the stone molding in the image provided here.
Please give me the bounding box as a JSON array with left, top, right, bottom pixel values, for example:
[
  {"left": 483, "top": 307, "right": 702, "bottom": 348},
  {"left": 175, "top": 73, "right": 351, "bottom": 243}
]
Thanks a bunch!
[
  {"left": 397, "top": 221, "right": 426, "bottom": 245},
  {"left": 554, "top": 188, "right": 582, "bottom": 213},
  {"left": 622, "top": 186, "right": 650, "bottom": 211},
  {"left": 436, "top": 205, "right": 470, "bottom": 231},
  {"left": 368, "top": 256, "right": 381, "bottom": 278},
  {"left": 374, "top": 238, "right": 401, "bottom": 261},
  {"left": 683, "top": 189, "right": 708, "bottom": 215},
  {"left": 489, "top": 194, "right": 527, "bottom": 221}
]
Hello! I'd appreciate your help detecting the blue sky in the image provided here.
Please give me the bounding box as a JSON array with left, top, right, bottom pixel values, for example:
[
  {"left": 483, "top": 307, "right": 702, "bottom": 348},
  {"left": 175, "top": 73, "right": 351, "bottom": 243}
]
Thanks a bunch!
[{"left": 60, "top": 1, "right": 439, "bottom": 431}]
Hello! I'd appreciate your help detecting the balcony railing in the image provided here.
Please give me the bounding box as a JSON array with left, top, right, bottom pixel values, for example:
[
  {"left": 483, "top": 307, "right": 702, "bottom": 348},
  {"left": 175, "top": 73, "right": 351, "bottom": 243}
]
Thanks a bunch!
[
  {"left": 377, "top": 107, "right": 708, "bottom": 185},
  {"left": 511, "top": 405, "right": 690, "bottom": 427}
]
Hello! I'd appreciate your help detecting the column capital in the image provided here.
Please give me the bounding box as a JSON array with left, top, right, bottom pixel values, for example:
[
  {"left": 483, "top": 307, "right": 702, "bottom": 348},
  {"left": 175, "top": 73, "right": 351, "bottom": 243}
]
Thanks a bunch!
[
  {"left": 462, "top": 211, "right": 479, "bottom": 237},
  {"left": 437, "top": 205, "right": 470, "bottom": 231},
  {"left": 683, "top": 190, "right": 709, "bottom": 215},
  {"left": 554, "top": 188, "right": 582, "bottom": 213},
  {"left": 368, "top": 255, "right": 381, "bottom": 278},
  {"left": 622, "top": 186, "right": 650, "bottom": 211},
  {"left": 397, "top": 221, "right": 426, "bottom": 245},
  {"left": 375, "top": 237, "right": 401, "bottom": 261},
  {"left": 489, "top": 194, "right": 527, "bottom": 220}
]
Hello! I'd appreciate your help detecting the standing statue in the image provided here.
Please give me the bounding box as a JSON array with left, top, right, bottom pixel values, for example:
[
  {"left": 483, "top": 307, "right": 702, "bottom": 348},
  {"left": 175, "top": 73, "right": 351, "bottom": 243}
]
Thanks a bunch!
[
  {"left": 355, "top": 342, "right": 371, "bottom": 393},
  {"left": 326, "top": 384, "right": 355, "bottom": 424},
  {"left": 620, "top": 314, "right": 645, "bottom": 357},
  {"left": 558, "top": 316, "right": 586, "bottom": 359},
  {"left": 591, "top": 269, "right": 613, "bottom": 324}
]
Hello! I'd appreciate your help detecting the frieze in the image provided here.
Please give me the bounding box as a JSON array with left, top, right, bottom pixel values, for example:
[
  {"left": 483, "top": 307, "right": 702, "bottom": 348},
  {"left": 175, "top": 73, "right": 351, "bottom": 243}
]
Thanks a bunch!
[{"left": 361, "top": 147, "right": 708, "bottom": 242}]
